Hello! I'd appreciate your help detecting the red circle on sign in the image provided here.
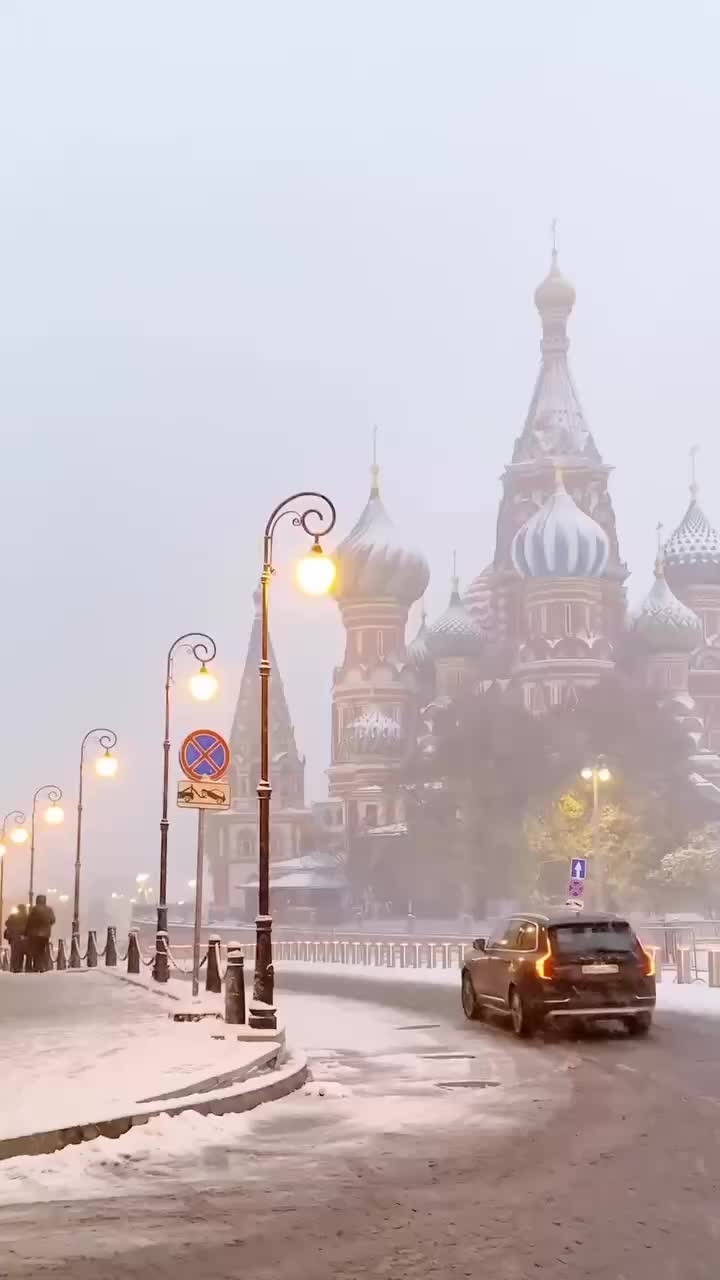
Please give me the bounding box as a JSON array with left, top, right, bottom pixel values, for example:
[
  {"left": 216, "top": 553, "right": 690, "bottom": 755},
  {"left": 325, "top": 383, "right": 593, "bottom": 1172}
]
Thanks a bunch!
[{"left": 179, "top": 729, "right": 230, "bottom": 781}]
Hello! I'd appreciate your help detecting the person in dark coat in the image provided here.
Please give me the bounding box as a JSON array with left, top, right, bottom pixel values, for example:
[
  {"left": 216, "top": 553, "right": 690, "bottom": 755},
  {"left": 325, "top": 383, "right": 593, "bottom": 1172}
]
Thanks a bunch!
[
  {"left": 24, "top": 895, "right": 55, "bottom": 973},
  {"left": 4, "top": 904, "right": 27, "bottom": 972}
]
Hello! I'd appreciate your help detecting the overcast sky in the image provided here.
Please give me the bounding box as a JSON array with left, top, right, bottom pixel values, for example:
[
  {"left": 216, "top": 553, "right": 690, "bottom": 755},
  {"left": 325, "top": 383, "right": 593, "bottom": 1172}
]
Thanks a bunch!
[{"left": 1, "top": 0, "right": 718, "bottom": 901}]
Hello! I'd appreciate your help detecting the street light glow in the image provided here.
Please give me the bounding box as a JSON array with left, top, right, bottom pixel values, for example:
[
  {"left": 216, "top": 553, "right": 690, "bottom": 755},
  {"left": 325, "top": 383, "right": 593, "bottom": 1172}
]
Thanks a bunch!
[
  {"left": 96, "top": 749, "right": 118, "bottom": 778},
  {"left": 598, "top": 765, "right": 612, "bottom": 783},
  {"left": 9, "top": 825, "right": 28, "bottom": 845},
  {"left": 190, "top": 662, "right": 218, "bottom": 702},
  {"left": 296, "top": 542, "right": 336, "bottom": 595},
  {"left": 45, "top": 803, "right": 64, "bottom": 826},
  {"left": 581, "top": 767, "right": 593, "bottom": 781},
  {"left": 136, "top": 873, "right": 149, "bottom": 884}
]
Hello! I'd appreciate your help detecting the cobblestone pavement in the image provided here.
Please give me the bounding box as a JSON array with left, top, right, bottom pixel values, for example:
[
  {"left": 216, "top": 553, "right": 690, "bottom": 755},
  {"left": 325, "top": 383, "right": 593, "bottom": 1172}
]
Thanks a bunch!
[{"left": 2, "top": 977, "right": 720, "bottom": 1279}]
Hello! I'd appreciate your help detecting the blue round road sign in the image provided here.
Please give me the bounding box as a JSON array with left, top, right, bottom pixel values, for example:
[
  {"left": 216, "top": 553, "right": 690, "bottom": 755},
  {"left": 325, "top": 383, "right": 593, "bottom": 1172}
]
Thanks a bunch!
[{"left": 180, "top": 729, "right": 230, "bottom": 781}]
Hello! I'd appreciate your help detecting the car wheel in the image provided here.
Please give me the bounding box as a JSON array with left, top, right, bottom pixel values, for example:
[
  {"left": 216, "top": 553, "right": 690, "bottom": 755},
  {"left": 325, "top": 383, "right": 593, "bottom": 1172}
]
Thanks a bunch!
[
  {"left": 461, "top": 972, "right": 483, "bottom": 1021},
  {"left": 625, "top": 1013, "right": 652, "bottom": 1036},
  {"left": 509, "top": 987, "right": 535, "bottom": 1038}
]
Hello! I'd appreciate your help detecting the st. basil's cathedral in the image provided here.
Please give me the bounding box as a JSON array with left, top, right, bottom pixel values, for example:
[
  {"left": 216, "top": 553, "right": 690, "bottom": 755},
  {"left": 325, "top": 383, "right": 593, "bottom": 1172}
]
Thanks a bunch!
[{"left": 207, "top": 251, "right": 720, "bottom": 915}]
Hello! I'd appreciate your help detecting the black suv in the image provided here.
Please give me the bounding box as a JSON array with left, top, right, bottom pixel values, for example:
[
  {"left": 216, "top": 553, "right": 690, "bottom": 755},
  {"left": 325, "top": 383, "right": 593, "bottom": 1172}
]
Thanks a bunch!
[{"left": 461, "top": 910, "right": 656, "bottom": 1037}]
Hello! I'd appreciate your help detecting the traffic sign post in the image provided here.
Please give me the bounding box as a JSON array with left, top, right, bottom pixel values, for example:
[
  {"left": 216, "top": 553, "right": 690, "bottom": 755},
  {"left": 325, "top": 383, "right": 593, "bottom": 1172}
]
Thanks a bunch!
[
  {"left": 570, "top": 857, "right": 588, "bottom": 881},
  {"left": 179, "top": 730, "right": 230, "bottom": 782},
  {"left": 178, "top": 729, "right": 231, "bottom": 996}
]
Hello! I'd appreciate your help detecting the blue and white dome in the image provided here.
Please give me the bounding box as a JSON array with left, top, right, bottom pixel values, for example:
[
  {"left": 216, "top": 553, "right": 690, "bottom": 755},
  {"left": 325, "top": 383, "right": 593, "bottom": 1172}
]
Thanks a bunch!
[
  {"left": 343, "top": 708, "right": 402, "bottom": 757},
  {"left": 427, "top": 579, "right": 485, "bottom": 659},
  {"left": 630, "top": 561, "right": 702, "bottom": 654},
  {"left": 334, "top": 467, "right": 430, "bottom": 606},
  {"left": 511, "top": 475, "right": 609, "bottom": 578}
]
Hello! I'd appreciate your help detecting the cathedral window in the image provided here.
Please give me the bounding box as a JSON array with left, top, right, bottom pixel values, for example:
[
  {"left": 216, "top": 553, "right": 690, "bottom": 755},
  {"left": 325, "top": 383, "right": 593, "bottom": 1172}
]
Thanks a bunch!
[
  {"left": 377, "top": 630, "right": 384, "bottom": 659},
  {"left": 356, "top": 630, "right": 364, "bottom": 657},
  {"left": 365, "top": 804, "right": 378, "bottom": 828},
  {"left": 564, "top": 604, "right": 572, "bottom": 635},
  {"left": 540, "top": 606, "right": 548, "bottom": 634}
]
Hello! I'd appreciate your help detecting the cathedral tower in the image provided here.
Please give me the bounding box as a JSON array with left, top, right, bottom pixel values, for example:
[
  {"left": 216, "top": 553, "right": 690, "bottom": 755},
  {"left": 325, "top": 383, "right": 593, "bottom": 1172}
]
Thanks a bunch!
[
  {"left": 466, "top": 249, "right": 626, "bottom": 653},
  {"left": 205, "top": 586, "right": 311, "bottom": 909},
  {"left": 328, "top": 459, "right": 429, "bottom": 831}
]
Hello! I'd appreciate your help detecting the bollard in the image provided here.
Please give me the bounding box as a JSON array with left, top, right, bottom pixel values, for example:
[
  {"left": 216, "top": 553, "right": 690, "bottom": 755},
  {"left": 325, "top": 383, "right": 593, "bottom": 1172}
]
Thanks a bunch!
[
  {"left": 104, "top": 926, "right": 117, "bottom": 967},
  {"left": 709, "top": 949, "right": 720, "bottom": 987},
  {"left": 70, "top": 933, "right": 82, "bottom": 969},
  {"left": 676, "top": 946, "right": 692, "bottom": 984},
  {"left": 56, "top": 938, "right": 67, "bottom": 970},
  {"left": 86, "top": 930, "right": 98, "bottom": 968},
  {"left": 127, "top": 930, "right": 141, "bottom": 975},
  {"left": 206, "top": 935, "right": 222, "bottom": 993},
  {"left": 224, "top": 944, "right": 246, "bottom": 1024}
]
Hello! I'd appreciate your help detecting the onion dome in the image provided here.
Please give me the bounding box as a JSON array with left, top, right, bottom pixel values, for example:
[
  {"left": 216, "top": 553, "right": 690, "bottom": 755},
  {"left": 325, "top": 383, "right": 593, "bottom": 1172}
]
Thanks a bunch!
[
  {"left": 511, "top": 473, "right": 609, "bottom": 578},
  {"left": 663, "top": 482, "right": 720, "bottom": 585},
  {"left": 343, "top": 708, "right": 401, "bottom": 756},
  {"left": 426, "top": 574, "right": 485, "bottom": 659},
  {"left": 534, "top": 249, "right": 576, "bottom": 317},
  {"left": 333, "top": 464, "right": 430, "bottom": 606},
  {"left": 630, "top": 557, "right": 702, "bottom": 653}
]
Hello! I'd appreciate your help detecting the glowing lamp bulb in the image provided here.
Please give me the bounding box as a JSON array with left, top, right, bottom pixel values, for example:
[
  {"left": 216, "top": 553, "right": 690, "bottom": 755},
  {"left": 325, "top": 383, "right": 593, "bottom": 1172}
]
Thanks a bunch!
[
  {"left": 45, "top": 803, "right": 64, "bottom": 826},
  {"left": 296, "top": 542, "right": 336, "bottom": 596},
  {"left": 581, "top": 767, "right": 593, "bottom": 781},
  {"left": 190, "top": 663, "right": 218, "bottom": 702},
  {"left": 96, "top": 750, "right": 118, "bottom": 778},
  {"left": 0, "top": 844, "right": 5, "bottom": 858},
  {"left": 10, "top": 826, "right": 28, "bottom": 845},
  {"left": 598, "top": 766, "right": 612, "bottom": 783}
]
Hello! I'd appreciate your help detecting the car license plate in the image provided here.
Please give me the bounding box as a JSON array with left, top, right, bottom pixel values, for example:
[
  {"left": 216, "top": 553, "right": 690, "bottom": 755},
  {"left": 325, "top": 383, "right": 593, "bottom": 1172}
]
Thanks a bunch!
[{"left": 581, "top": 962, "right": 619, "bottom": 975}]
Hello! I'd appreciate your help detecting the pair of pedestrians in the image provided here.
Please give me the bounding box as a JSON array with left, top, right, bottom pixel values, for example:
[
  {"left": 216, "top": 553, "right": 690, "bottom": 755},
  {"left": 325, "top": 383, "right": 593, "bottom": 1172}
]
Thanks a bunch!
[{"left": 3, "top": 896, "right": 56, "bottom": 972}]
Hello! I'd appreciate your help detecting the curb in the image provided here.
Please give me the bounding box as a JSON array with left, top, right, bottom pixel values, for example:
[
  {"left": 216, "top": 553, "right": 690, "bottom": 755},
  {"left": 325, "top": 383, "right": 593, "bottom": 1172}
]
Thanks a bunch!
[{"left": 0, "top": 1051, "right": 308, "bottom": 1162}]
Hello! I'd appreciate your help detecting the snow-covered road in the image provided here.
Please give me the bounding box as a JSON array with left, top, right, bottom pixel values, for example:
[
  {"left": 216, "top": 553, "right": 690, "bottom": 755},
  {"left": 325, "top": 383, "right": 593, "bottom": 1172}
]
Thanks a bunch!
[{"left": 2, "top": 968, "right": 720, "bottom": 1277}]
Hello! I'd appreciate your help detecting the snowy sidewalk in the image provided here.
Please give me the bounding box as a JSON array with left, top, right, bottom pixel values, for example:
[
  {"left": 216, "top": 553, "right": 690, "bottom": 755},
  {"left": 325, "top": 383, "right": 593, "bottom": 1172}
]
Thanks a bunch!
[{"left": 0, "top": 971, "right": 284, "bottom": 1148}]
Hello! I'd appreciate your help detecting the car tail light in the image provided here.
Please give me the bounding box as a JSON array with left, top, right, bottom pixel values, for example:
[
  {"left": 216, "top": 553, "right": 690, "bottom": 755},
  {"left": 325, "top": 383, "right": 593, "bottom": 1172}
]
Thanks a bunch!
[
  {"left": 638, "top": 942, "right": 656, "bottom": 978},
  {"left": 536, "top": 944, "right": 555, "bottom": 980}
]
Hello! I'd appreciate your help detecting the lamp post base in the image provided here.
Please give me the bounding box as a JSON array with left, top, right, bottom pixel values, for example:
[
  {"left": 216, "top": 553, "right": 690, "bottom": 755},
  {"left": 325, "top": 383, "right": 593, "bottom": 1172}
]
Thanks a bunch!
[
  {"left": 251, "top": 913, "right": 275, "bottom": 1029},
  {"left": 248, "top": 1000, "right": 277, "bottom": 1030}
]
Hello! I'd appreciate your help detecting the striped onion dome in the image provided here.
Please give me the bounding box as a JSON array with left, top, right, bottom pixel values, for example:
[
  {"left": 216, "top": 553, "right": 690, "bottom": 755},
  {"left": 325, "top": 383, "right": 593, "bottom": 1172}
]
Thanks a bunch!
[
  {"left": 630, "top": 560, "right": 702, "bottom": 654},
  {"left": 511, "top": 474, "right": 609, "bottom": 578},
  {"left": 334, "top": 466, "right": 430, "bottom": 606},
  {"left": 426, "top": 578, "right": 485, "bottom": 659},
  {"left": 343, "top": 708, "right": 402, "bottom": 756}
]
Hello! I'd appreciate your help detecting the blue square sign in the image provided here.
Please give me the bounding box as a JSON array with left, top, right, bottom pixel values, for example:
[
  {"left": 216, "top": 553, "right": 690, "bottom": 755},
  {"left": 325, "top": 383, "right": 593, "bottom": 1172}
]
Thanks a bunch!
[{"left": 570, "top": 857, "right": 588, "bottom": 881}]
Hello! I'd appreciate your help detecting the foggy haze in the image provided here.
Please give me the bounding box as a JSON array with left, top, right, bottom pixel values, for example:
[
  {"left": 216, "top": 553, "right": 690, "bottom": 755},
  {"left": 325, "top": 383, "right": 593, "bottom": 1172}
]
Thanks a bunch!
[{"left": 1, "top": 0, "right": 718, "bottom": 902}]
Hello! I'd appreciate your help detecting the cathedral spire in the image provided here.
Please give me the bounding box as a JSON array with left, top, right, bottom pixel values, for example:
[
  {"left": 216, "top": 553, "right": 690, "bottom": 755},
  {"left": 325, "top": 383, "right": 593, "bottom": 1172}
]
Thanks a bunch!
[
  {"left": 511, "top": 241, "right": 601, "bottom": 466},
  {"left": 228, "top": 585, "right": 303, "bottom": 806},
  {"left": 370, "top": 424, "right": 380, "bottom": 496}
]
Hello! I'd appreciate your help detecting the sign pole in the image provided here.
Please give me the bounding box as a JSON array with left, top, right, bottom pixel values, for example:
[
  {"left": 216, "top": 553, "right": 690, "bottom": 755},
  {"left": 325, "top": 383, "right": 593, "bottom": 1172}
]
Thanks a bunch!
[{"left": 192, "top": 809, "right": 206, "bottom": 998}]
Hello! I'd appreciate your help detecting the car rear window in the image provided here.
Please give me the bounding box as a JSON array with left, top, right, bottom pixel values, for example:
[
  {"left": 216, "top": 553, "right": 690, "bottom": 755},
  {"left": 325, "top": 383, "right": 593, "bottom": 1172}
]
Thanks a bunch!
[{"left": 550, "top": 921, "right": 636, "bottom": 955}]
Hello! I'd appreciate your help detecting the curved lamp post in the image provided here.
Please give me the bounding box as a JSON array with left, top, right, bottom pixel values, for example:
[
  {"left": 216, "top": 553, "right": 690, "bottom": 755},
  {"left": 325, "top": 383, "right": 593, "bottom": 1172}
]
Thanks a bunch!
[
  {"left": 72, "top": 729, "right": 118, "bottom": 966},
  {"left": 0, "top": 810, "right": 28, "bottom": 930},
  {"left": 153, "top": 633, "right": 218, "bottom": 983},
  {"left": 29, "top": 785, "right": 64, "bottom": 906},
  {"left": 250, "top": 492, "right": 337, "bottom": 1029}
]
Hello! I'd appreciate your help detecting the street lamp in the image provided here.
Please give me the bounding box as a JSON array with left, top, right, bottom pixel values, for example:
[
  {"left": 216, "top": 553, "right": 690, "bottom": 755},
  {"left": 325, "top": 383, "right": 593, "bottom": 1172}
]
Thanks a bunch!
[
  {"left": 72, "top": 729, "right": 118, "bottom": 966},
  {"left": 29, "top": 785, "right": 64, "bottom": 906},
  {"left": 153, "top": 632, "right": 218, "bottom": 983},
  {"left": 250, "top": 492, "right": 336, "bottom": 1029},
  {"left": 581, "top": 758, "right": 612, "bottom": 908},
  {"left": 0, "top": 811, "right": 27, "bottom": 930}
]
